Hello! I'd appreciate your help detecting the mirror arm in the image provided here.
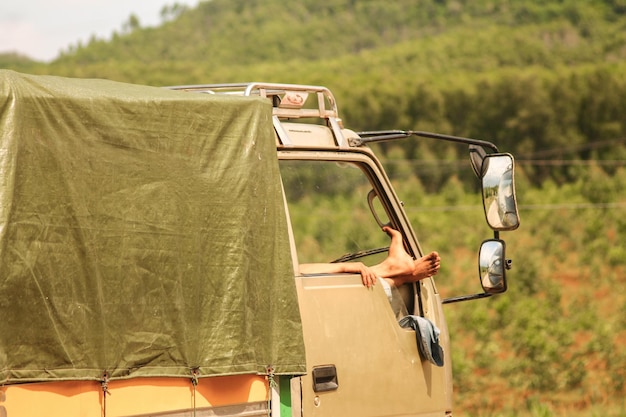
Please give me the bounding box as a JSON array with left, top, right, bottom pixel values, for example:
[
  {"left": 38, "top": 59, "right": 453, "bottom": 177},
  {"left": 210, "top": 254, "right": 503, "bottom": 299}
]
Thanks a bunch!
[
  {"left": 442, "top": 293, "right": 493, "bottom": 304},
  {"left": 352, "top": 130, "right": 499, "bottom": 152}
]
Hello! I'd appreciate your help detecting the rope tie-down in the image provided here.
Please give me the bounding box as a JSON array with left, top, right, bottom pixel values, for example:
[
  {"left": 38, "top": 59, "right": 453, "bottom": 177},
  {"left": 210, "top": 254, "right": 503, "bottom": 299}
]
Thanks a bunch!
[
  {"left": 190, "top": 367, "right": 200, "bottom": 417},
  {"left": 100, "top": 371, "right": 111, "bottom": 417}
]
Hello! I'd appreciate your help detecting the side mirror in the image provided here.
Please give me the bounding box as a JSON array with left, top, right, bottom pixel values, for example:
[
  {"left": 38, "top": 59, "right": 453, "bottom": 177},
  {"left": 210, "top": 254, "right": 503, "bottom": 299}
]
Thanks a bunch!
[
  {"left": 479, "top": 239, "right": 508, "bottom": 294},
  {"left": 442, "top": 238, "right": 510, "bottom": 304},
  {"left": 481, "top": 153, "right": 520, "bottom": 231}
]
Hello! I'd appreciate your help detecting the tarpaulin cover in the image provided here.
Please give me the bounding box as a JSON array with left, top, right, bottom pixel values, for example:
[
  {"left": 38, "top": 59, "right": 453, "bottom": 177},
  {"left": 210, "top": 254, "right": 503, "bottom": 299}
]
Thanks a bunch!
[{"left": 0, "top": 70, "right": 305, "bottom": 384}]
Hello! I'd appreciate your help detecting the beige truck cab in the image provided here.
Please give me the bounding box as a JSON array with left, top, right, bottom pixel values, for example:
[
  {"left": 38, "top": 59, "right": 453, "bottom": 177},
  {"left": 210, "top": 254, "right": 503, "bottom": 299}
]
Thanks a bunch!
[
  {"left": 0, "top": 74, "right": 519, "bottom": 417},
  {"left": 169, "top": 83, "right": 519, "bottom": 417}
]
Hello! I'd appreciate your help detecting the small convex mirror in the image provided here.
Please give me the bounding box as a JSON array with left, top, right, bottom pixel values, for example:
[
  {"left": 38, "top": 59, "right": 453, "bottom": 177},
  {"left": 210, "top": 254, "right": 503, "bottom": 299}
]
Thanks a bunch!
[
  {"left": 481, "top": 154, "right": 520, "bottom": 231},
  {"left": 479, "top": 239, "right": 507, "bottom": 294}
]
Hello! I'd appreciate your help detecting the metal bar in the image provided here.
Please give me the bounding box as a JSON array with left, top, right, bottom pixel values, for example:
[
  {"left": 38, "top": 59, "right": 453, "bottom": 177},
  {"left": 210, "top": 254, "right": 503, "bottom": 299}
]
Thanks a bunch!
[
  {"left": 273, "top": 116, "right": 292, "bottom": 146},
  {"left": 328, "top": 117, "right": 346, "bottom": 147},
  {"left": 355, "top": 130, "right": 499, "bottom": 152},
  {"left": 442, "top": 293, "right": 492, "bottom": 304}
]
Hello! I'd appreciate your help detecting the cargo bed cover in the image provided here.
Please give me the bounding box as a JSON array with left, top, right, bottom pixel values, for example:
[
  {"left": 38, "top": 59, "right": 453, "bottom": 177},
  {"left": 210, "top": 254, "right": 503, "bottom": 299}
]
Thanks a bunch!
[{"left": 0, "top": 70, "right": 305, "bottom": 383}]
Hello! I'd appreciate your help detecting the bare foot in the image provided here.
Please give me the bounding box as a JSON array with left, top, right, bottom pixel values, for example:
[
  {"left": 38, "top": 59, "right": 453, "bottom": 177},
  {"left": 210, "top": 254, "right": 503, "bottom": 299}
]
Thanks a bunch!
[
  {"left": 410, "top": 251, "right": 441, "bottom": 279},
  {"left": 373, "top": 226, "right": 441, "bottom": 284}
]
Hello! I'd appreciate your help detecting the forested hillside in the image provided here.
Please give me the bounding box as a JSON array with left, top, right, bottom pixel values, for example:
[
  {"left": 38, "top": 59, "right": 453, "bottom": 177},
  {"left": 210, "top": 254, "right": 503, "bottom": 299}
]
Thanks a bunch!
[
  {"left": 2, "top": 0, "right": 625, "bottom": 416},
  {"left": 5, "top": 0, "right": 626, "bottom": 187}
]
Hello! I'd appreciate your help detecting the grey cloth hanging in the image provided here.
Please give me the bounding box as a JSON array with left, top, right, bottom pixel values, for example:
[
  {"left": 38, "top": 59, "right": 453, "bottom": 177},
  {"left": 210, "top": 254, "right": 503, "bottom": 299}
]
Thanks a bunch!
[{"left": 398, "top": 315, "right": 444, "bottom": 367}]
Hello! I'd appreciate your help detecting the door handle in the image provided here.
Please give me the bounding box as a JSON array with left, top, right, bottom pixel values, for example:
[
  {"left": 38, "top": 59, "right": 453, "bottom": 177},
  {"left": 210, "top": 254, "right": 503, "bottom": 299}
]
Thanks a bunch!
[{"left": 312, "top": 365, "right": 338, "bottom": 392}]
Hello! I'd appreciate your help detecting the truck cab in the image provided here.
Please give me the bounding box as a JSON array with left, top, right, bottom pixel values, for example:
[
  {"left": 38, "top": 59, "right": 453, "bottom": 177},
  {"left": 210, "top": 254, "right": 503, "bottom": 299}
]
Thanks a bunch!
[{"left": 170, "top": 82, "right": 519, "bottom": 417}]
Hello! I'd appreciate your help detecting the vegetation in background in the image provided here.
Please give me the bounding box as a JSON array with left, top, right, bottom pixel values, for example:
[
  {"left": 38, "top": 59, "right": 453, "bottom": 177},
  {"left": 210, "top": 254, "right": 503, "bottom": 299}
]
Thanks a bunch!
[
  {"left": 393, "top": 163, "right": 626, "bottom": 416},
  {"left": 2, "top": 0, "right": 625, "bottom": 415}
]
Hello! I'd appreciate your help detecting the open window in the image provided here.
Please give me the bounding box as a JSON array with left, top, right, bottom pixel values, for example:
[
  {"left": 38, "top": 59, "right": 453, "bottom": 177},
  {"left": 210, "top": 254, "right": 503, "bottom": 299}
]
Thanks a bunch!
[
  {"left": 279, "top": 159, "right": 391, "bottom": 264},
  {"left": 279, "top": 157, "right": 418, "bottom": 316}
]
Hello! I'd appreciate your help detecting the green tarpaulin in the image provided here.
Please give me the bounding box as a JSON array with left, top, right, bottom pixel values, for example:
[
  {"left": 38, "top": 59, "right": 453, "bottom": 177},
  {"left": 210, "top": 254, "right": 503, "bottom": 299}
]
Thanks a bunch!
[{"left": 0, "top": 70, "right": 305, "bottom": 384}]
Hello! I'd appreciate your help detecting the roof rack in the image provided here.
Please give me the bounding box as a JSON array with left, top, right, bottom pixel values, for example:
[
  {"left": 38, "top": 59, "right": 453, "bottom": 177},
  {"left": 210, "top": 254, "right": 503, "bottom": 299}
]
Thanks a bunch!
[
  {"left": 168, "top": 82, "right": 339, "bottom": 119},
  {"left": 168, "top": 82, "right": 348, "bottom": 147}
]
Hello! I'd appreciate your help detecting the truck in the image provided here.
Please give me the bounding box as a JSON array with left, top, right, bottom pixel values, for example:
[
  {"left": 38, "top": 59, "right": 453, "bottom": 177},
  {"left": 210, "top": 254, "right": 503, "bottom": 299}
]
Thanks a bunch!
[{"left": 0, "top": 70, "right": 520, "bottom": 417}]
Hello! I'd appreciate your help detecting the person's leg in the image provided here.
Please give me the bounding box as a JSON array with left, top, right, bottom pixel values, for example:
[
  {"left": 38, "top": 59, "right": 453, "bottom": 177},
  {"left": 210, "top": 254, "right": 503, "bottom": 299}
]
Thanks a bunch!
[
  {"left": 299, "top": 226, "right": 440, "bottom": 288},
  {"left": 372, "top": 226, "right": 440, "bottom": 284},
  {"left": 388, "top": 251, "right": 440, "bottom": 286}
]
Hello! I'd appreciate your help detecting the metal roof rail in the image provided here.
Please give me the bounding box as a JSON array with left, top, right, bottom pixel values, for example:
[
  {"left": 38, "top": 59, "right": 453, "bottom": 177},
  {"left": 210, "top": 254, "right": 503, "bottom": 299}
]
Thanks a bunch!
[{"left": 168, "top": 82, "right": 348, "bottom": 147}]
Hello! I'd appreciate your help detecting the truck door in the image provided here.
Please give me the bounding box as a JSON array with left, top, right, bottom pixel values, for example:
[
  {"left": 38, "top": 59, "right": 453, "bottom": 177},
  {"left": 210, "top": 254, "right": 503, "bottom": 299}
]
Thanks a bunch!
[{"left": 279, "top": 155, "right": 453, "bottom": 417}]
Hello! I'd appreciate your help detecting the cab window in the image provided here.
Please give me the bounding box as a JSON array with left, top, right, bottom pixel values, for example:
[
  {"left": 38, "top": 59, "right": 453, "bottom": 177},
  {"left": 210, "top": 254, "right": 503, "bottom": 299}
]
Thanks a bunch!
[{"left": 279, "top": 159, "right": 392, "bottom": 267}]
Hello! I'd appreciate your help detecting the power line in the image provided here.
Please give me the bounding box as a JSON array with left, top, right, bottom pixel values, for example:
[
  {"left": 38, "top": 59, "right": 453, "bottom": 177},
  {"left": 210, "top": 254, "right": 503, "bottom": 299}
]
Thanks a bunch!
[
  {"left": 381, "top": 159, "right": 626, "bottom": 166},
  {"left": 519, "top": 202, "right": 626, "bottom": 210},
  {"left": 379, "top": 136, "right": 626, "bottom": 166},
  {"left": 405, "top": 202, "right": 626, "bottom": 212},
  {"left": 517, "top": 137, "right": 626, "bottom": 158},
  {"left": 517, "top": 160, "right": 626, "bottom": 166}
]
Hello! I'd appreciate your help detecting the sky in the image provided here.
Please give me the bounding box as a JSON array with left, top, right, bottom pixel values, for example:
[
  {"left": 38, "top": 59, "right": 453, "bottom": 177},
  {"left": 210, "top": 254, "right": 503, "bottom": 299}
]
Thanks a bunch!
[{"left": 1, "top": 0, "right": 199, "bottom": 62}]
